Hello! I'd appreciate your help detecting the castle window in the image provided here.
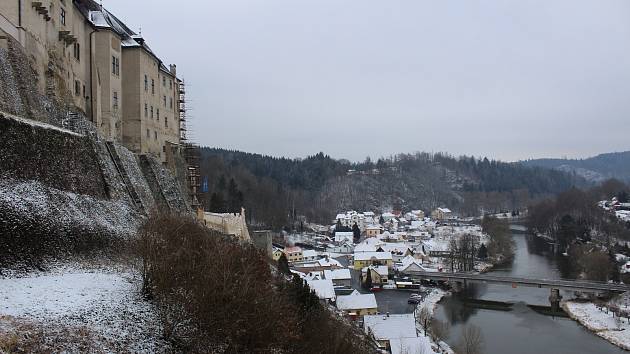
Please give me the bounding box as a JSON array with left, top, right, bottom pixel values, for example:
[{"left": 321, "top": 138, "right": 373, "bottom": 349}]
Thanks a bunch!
[
  {"left": 111, "top": 56, "right": 120, "bottom": 76},
  {"left": 151, "top": 79, "right": 155, "bottom": 94},
  {"left": 74, "top": 80, "right": 80, "bottom": 96},
  {"left": 169, "top": 97, "right": 173, "bottom": 109},
  {"left": 146, "top": 129, "right": 150, "bottom": 138},
  {"left": 113, "top": 91, "right": 118, "bottom": 110},
  {"left": 73, "top": 43, "right": 80, "bottom": 61},
  {"left": 60, "top": 8, "right": 66, "bottom": 25},
  {"left": 163, "top": 76, "right": 166, "bottom": 87},
  {"left": 169, "top": 80, "right": 172, "bottom": 89},
  {"left": 154, "top": 131, "right": 158, "bottom": 140},
  {"left": 165, "top": 116, "right": 168, "bottom": 128},
  {"left": 144, "top": 75, "right": 148, "bottom": 92},
  {"left": 163, "top": 95, "right": 166, "bottom": 107},
  {"left": 144, "top": 103, "right": 148, "bottom": 117},
  {"left": 157, "top": 108, "right": 160, "bottom": 121},
  {"left": 150, "top": 106, "right": 154, "bottom": 119}
]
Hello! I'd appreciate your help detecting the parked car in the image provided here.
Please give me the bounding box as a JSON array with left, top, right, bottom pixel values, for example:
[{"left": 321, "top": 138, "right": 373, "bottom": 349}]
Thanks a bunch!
[{"left": 407, "top": 297, "right": 421, "bottom": 304}]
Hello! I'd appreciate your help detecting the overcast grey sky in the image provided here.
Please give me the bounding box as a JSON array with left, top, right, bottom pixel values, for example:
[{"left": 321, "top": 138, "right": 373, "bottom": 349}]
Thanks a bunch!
[{"left": 105, "top": 0, "right": 630, "bottom": 162}]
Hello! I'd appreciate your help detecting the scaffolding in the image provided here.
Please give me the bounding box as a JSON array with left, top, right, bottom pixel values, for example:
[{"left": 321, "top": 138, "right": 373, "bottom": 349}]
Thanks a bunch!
[
  {"left": 178, "top": 79, "right": 201, "bottom": 208},
  {"left": 179, "top": 79, "right": 187, "bottom": 142}
]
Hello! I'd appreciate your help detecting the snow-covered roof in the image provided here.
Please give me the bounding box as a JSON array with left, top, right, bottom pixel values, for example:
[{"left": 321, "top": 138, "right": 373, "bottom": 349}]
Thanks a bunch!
[
  {"left": 437, "top": 208, "right": 452, "bottom": 213},
  {"left": 284, "top": 246, "right": 302, "bottom": 254},
  {"left": 354, "top": 243, "right": 377, "bottom": 253},
  {"left": 363, "top": 314, "right": 418, "bottom": 340},
  {"left": 335, "top": 231, "right": 354, "bottom": 236},
  {"left": 318, "top": 257, "right": 342, "bottom": 268},
  {"left": 354, "top": 252, "right": 393, "bottom": 261},
  {"left": 324, "top": 269, "right": 351, "bottom": 280},
  {"left": 306, "top": 279, "right": 336, "bottom": 300},
  {"left": 390, "top": 337, "right": 437, "bottom": 354},
  {"left": 378, "top": 243, "right": 412, "bottom": 254},
  {"left": 337, "top": 290, "right": 377, "bottom": 310},
  {"left": 302, "top": 250, "right": 318, "bottom": 258}
]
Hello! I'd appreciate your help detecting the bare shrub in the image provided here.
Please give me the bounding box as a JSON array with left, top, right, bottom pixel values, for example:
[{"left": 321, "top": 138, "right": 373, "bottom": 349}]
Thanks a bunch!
[
  {"left": 456, "top": 324, "right": 484, "bottom": 354},
  {"left": 138, "top": 214, "right": 376, "bottom": 353}
]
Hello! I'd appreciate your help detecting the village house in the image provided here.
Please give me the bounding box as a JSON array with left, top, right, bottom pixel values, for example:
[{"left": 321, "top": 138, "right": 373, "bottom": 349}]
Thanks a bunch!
[
  {"left": 302, "top": 249, "right": 319, "bottom": 261},
  {"left": 363, "top": 313, "right": 431, "bottom": 353},
  {"left": 366, "top": 224, "right": 382, "bottom": 238},
  {"left": 334, "top": 231, "right": 354, "bottom": 243},
  {"left": 381, "top": 212, "right": 396, "bottom": 222},
  {"left": 336, "top": 290, "right": 378, "bottom": 317},
  {"left": 272, "top": 247, "right": 284, "bottom": 261},
  {"left": 353, "top": 251, "right": 393, "bottom": 270},
  {"left": 431, "top": 207, "right": 454, "bottom": 221},
  {"left": 327, "top": 240, "right": 354, "bottom": 254},
  {"left": 305, "top": 278, "right": 336, "bottom": 302},
  {"left": 377, "top": 243, "right": 414, "bottom": 263},
  {"left": 397, "top": 255, "right": 428, "bottom": 273},
  {"left": 324, "top": 268, "right": 352, "bottom": 287},
  {"left": 284, "top": 246, "right": 304, "bottom": 263},
  {"left": 361, "top": 265, "right": 389, "bottom": 286},
  {"left": 292, "top": 256, "right": 344, "bottom": 273},
  {"left": 0, "top": 0, "right": 183, "bottom": 163}
]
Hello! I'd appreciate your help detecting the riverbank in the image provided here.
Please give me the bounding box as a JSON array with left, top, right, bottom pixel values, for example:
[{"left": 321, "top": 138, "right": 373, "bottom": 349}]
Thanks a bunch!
[
  {"left": 562, "top": 301, "right": 630, "bottom": 351},
  {"left": 417, "top": 288, "right": 455, "bottom": 354}
]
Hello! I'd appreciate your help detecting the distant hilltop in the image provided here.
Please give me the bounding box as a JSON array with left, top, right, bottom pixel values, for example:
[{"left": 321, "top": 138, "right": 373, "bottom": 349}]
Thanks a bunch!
[{"left": 521, "top": 151, "right": 630, "bottom": 183}]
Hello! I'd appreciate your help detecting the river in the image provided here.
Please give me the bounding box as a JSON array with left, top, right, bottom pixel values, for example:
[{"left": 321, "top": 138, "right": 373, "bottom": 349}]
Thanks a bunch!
[{"left": 433, "top": 226, "right": 625, "bottom": 354}]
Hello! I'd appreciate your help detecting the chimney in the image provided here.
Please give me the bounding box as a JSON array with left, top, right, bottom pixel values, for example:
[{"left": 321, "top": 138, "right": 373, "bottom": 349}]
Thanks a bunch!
[{"left": 169, "top": 64, "right": 177, "bottom": 76}]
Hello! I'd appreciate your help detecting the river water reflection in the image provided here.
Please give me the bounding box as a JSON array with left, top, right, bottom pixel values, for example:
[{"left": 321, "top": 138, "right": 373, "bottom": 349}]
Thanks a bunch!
[{"left": 433, "top": 228, "right": 624, "bottom": 354}]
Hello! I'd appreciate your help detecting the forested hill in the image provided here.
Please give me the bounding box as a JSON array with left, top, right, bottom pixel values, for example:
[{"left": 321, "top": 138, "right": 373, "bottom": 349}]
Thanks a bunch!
[
  {"left": 199, "top": 148, "right": 586, "bottom": 229},
  {"left": 521, "top": 151, "right": 630, "bottom": 183}
]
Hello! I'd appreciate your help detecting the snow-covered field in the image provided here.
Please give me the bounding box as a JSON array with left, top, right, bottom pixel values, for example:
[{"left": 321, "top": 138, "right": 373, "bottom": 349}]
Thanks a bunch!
[
  {"left": 563, "top": 301, "right": 630, "bottom": 351},
  {"left": 0, "top": 266, "right": 168, "bottom": 353}
]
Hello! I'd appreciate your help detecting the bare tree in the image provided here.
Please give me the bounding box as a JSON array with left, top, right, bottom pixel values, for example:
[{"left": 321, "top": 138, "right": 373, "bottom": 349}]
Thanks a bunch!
[
  {"left": 429, "top": 319, "right": 450, "bottom": 349},
  {"left": 457, "top": 324, "right": 484, "bottom": 354},
  {"left": 417, "top": 307, "right": 431, "bottom": 337}
]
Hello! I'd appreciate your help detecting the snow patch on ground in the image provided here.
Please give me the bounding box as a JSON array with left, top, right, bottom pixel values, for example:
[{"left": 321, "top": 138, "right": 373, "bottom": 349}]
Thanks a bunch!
[
  {"left": 563, "top": 301, "right": 630, "bottom": 351},
  {"left": 0, "top": 267, "right": 168, "bottom": 353}
]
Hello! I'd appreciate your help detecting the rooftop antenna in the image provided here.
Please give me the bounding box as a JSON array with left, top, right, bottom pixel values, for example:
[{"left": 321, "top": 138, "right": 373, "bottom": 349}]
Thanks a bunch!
[{"left": 138, "top": 26, "right": 142, "bottom": 35}]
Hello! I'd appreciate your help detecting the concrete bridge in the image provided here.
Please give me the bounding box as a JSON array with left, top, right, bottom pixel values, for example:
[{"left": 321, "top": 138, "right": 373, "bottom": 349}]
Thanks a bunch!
[{"left": 404, "top": 271, "right": 630, "bottom": 311}]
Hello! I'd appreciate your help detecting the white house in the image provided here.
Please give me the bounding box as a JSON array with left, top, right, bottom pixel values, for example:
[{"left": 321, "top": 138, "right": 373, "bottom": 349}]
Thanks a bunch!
[
  {"left": 302, "top": 249, "right": 319, "bottom": 261},
  {"left": 397, "top": 255, "right": 428, "bottom": 273},
  {"left": 336, "top": 290, "right": 378, "bottom": 316},
  {"left": 327, "top": 241, "right": 355, "bottom": 254},
  {"left": 381, "top": 212, "right": 396, "bottom": 222},
  {"left": 335, "top": 231, "right": 354, "bottom": 243}
]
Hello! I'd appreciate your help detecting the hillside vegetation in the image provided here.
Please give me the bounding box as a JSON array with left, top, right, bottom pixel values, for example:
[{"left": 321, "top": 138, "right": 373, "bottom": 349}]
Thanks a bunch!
[
  {"left": 138, "top": 214, "right": 376, "bottom": 353},
  {"left": 200, "top": 148, "right": 585, "bottom": 228},
  {"left": 522, "top": 151, "right": 630, "bottom": 183}
]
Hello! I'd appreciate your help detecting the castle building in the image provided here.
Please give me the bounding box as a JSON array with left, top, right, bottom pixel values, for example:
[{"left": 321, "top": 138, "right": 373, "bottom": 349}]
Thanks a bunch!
[{"left": 0, "top": 0, "right": 183, "bottom": 162}]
